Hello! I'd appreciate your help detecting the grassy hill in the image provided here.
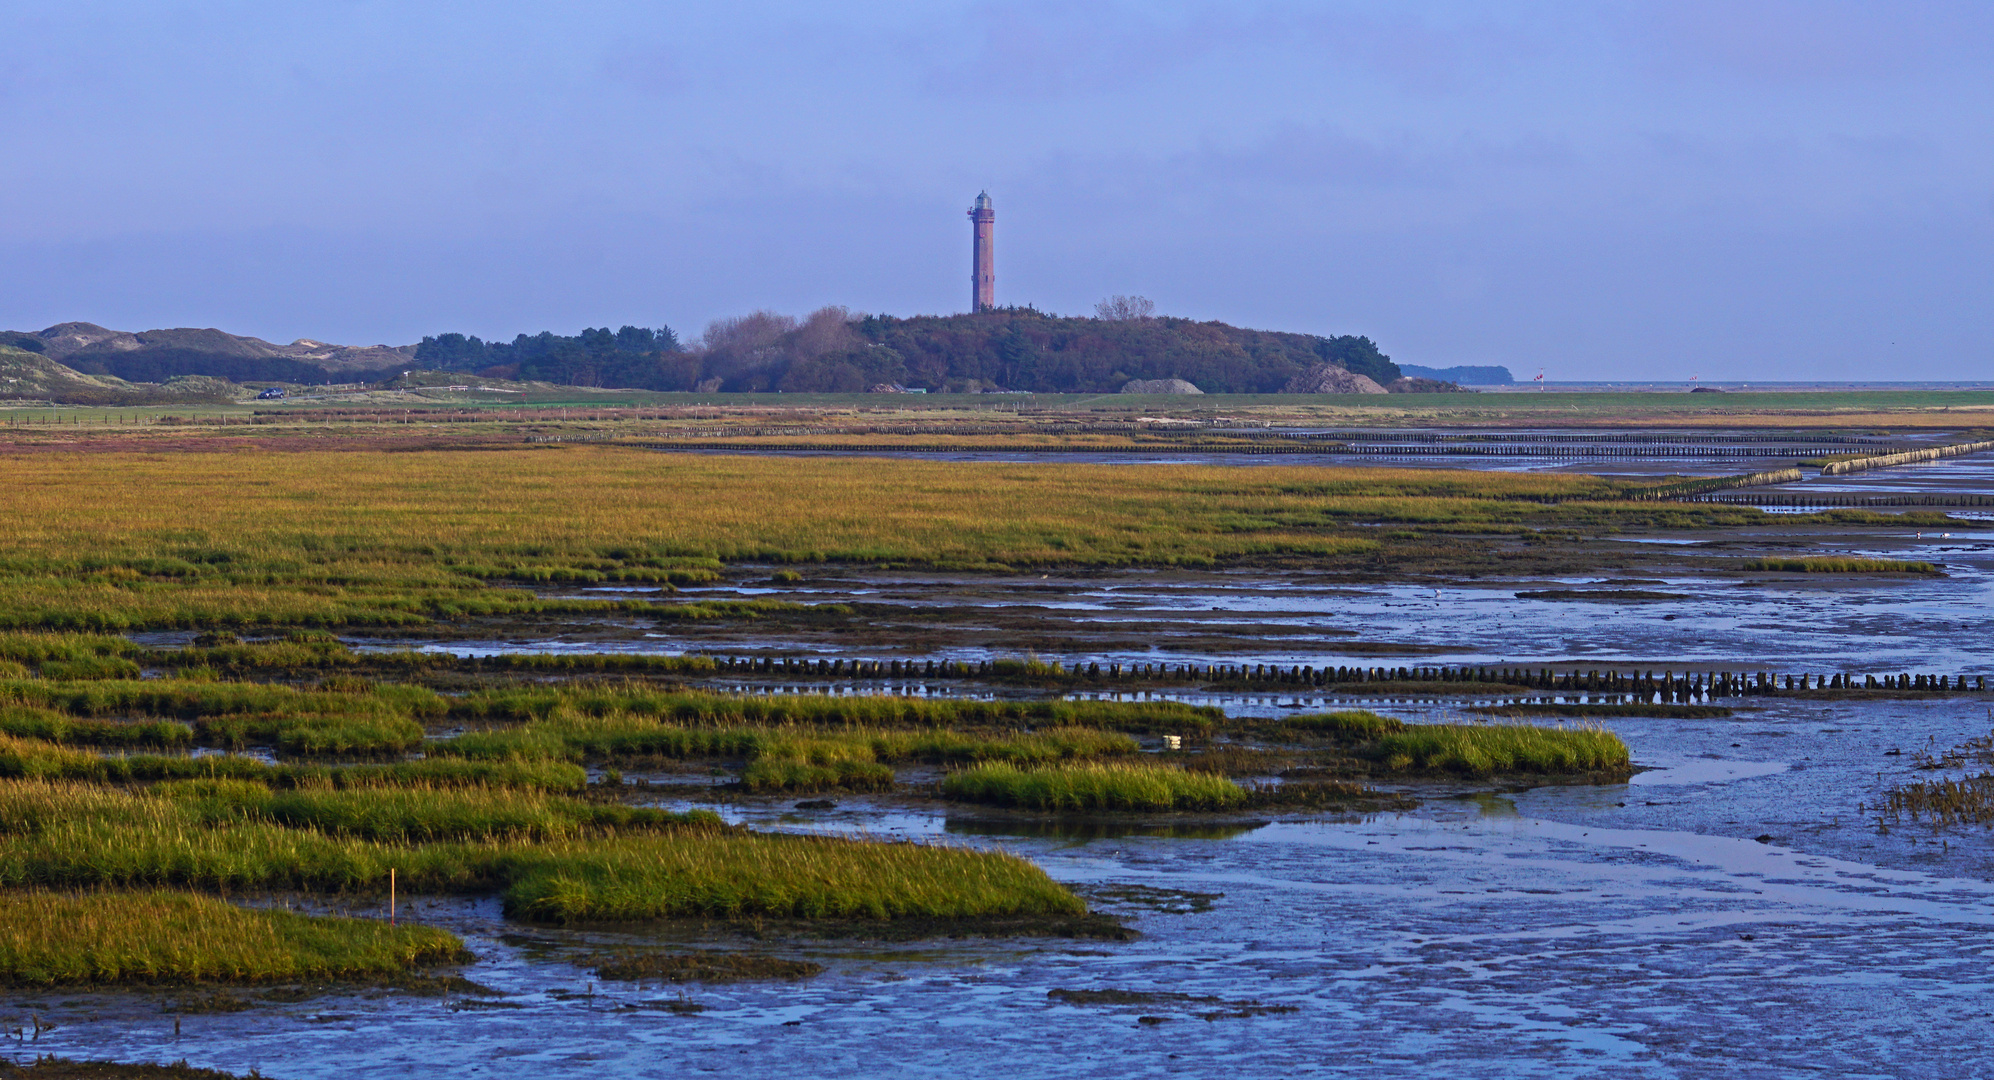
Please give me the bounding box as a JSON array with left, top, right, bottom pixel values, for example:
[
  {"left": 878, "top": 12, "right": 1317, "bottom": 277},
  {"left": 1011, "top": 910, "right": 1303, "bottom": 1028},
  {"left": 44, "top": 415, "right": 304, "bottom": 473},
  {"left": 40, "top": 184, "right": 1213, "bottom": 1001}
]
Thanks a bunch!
[{"left": 0, "top": 346, "right": 237, "bottom": 405}]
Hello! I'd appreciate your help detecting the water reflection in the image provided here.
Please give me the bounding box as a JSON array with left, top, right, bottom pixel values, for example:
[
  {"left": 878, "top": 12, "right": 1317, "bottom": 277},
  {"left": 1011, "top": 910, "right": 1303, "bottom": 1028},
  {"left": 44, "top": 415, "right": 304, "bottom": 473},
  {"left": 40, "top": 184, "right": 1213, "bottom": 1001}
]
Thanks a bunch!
[{"left": 943, "top": 816, "right": 1267, "bottom": 842}]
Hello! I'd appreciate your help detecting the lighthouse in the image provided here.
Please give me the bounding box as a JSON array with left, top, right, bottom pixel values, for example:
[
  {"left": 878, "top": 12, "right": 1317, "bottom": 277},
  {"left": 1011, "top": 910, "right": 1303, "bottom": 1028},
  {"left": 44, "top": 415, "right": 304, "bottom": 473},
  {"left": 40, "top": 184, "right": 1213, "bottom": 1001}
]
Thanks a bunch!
[{"left": 968, "top": 191, "right": 994, "bottom": 312}]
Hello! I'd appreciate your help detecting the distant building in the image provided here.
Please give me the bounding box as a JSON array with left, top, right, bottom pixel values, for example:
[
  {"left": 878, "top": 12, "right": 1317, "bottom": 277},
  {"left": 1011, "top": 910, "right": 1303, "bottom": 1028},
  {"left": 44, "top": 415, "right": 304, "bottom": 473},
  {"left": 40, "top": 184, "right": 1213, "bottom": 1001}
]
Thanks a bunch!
[{"left": 968, "top": 191, "right": 995, "bottom": 312}]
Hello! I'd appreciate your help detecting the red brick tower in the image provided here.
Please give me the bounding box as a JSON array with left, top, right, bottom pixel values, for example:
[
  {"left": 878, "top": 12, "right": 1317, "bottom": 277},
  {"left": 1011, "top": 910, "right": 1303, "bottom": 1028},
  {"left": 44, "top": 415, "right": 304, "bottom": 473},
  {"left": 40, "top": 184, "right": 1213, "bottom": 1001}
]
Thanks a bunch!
[{"left": 968, "top": 191, "right": 995, "bottom": 312}]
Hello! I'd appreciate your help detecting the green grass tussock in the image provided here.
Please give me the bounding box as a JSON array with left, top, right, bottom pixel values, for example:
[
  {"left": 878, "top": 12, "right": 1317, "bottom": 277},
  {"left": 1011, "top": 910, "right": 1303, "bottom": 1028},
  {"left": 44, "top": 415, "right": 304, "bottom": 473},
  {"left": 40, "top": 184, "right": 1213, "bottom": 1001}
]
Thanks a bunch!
[
  {"left": 0, "top": 633, "right": 137, "bottom": 666},
  {"left": 428, "top": 705, "right": 1141, "bottom": 793},
  {"left": 0, "top": 677, "right": 445, "bottom": 757},
  {"left": 942, "top": 761, "right": 1247, "bottom": 812},
  {"left": 0, "top": 889, "right": 465, "bottom": 986},
  {"left": 37, "top": 657, "right": 144, "bottom": 680},
  {"left": 502, "top": 833, "right": 1084, "bottom": 924},
  {"left": 740, "top": 734, "right": 897, "bottom": 792},
  {"left": 866, "top": 726, "right": 1138, "bottom": 764},
  {"left": 0, "top": 776, "right": 1081, "bottom": 925},
  {"left": 1742, "top": 557, "right": 1939, "bottom": 574},
  {"left": 431, "top": 709, "right": 765, "bottom": 762},
  {"left": 149, "top": 778, "right": 723, "bottom": 842},
  {"left": 0, "top": 677, "right": 446, "bottom": 722},
  {"left": 0, "top": 705, "right": 192, "bottom": 748},
  {"left": 446, "top": 686, "right": 1219, "bottom": 734},
  {"left": 1366, "top": 723, "right": 1630, "bottom": 776},
  {"left": 0, "top": 734, "right": 585, "bottom": 791},
  {"left": 1282, "top": 710, "right": 1405, "bottom": 737}
]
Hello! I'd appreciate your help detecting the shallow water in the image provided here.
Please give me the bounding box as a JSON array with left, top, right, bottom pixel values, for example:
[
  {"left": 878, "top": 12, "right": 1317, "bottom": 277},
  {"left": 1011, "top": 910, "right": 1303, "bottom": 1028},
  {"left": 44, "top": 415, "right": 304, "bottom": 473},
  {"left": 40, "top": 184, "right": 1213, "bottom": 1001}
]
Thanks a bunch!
[
  {"left": 656, "top": 427, "right": 1924, "bottom": 481},
  {"left": 398, "top": 524, "right": 1994, "bottom": 673},
  {"left": 373, "top": 456, "right": 1994, "bottom": 675},
  {"left": 17, "top": 696, "right": 1994, "bottom": 1078},
  {"left": 19, "top": 451, "right": 1994, "bottom": 1077}
]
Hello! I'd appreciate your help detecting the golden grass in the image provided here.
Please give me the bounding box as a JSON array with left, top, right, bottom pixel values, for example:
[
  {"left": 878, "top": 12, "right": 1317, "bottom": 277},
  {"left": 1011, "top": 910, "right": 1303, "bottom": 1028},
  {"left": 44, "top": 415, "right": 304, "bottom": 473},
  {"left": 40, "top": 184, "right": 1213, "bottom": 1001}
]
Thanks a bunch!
[
  {"left": 1741, "top": 557, "right": 1940, "bottom": 574},
  {"left": 0, "top": 447, "right": 1783, "bottom": 629},
  {"left": 1879, "top": 773, "right": 1994, "bottom": 828},
  {"left": 0, "top": 889, "right": 465, "bottom": 985}
]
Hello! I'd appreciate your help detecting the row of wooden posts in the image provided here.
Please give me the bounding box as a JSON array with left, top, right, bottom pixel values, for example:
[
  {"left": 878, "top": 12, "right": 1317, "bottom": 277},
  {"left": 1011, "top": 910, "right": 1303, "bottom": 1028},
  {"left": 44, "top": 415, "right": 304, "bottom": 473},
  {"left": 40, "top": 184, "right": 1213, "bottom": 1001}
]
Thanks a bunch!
[
  {"left": 704, "top": 655, "right": 1987, "bottom": 696},
  {"left": 656, "top": 426, "right": 1896, "bottom": 446},
  {"left": 1688, "top": 493, "right": 1994, "bottom": 508},
  {"left": 626, "top": 439, "right": 1868, "bottom": 460}
]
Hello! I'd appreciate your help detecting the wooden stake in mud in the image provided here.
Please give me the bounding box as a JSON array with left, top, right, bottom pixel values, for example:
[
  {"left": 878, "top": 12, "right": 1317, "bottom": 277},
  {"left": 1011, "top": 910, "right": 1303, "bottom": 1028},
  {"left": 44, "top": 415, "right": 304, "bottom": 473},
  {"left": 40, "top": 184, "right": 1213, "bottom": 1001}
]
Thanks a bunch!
[{"left": 390, "top": 867, "right": 396, "bottom": 926}]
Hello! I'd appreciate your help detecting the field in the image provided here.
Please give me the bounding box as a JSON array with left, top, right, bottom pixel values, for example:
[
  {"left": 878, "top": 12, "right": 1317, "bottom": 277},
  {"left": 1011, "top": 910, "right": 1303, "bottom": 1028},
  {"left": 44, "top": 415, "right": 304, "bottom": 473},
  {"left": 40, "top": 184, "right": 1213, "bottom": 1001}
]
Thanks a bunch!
[
  {"left": 0, "top": 446, "right": 1904, "bottom": 632},
  {"left": 6, "top": 387, "right": 1994, "bottom": 426}
]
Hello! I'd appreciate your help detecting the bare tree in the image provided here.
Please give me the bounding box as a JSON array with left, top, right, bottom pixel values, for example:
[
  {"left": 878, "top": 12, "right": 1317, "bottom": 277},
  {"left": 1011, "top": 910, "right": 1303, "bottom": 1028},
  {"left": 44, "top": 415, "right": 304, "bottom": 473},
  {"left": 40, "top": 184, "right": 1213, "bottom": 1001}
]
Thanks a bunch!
[
  {"left": 790, "top": 306, "right": 858, "bottom": 362},
  {"left": 1094, "top": 295, "right": 1156, "bottom": 321},
  {"left": 699, "top": 310, "right": 796, "bottom": 376}
]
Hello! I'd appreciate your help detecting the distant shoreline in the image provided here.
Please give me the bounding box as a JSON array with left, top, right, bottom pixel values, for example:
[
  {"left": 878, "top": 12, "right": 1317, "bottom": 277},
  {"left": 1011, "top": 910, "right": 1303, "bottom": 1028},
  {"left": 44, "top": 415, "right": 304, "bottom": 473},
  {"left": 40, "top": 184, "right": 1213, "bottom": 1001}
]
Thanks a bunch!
[{"left": 1495, "top": 381, "right": 1994, "bottom": 392}]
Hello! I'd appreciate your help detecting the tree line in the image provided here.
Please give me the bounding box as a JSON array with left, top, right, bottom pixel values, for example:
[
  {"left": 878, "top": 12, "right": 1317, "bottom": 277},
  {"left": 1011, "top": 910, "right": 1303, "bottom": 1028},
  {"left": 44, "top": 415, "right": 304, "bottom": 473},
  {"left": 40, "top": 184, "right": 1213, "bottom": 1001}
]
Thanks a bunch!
[
  {"left": 415, "top": 307, "right": 1399, "bottom": 394},
  {"left": 415, "top": 326, "right": 687, "bottom": 389}
]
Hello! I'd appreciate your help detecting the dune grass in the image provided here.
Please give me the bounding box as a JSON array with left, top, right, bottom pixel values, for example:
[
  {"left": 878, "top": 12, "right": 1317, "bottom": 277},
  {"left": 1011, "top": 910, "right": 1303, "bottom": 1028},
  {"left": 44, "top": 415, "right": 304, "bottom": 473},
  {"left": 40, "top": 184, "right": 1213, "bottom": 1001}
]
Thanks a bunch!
[
  {"left": 0, "top": 890, "right": 467, "bottom": 986},
  {"left": 941, "top": 762, "right": 1247, "bottom": 812}
]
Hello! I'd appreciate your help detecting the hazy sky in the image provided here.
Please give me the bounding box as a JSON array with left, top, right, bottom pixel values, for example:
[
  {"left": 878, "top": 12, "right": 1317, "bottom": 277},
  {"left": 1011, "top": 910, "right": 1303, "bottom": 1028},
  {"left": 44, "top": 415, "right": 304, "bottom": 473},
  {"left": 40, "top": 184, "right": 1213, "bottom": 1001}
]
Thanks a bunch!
[{"left": 2, "top": 1, "right": 1990, "bottom": 379}]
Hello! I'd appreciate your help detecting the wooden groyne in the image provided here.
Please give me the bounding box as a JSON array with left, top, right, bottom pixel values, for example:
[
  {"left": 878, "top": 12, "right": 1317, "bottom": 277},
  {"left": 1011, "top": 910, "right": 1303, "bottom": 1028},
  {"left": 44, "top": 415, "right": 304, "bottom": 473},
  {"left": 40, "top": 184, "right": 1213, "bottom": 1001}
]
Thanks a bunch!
[
  {"left": 635, "top": 426, "right": 1898, "bottom": 447},
  {"left": 1821, "top": 439, "right": 1994, "bottom": 475},
  {"left": 1684, "top": 492, "right": 1994, "bottom": 508},
  {"left": 620, "top": 440, "right": 1871, "bottom": 460},
  {"left": 1627, "top": 468, "right": 1803, "bottom": 501},
  {"left": 657, "top": 654, "right": 1986, "bottom": 698}
]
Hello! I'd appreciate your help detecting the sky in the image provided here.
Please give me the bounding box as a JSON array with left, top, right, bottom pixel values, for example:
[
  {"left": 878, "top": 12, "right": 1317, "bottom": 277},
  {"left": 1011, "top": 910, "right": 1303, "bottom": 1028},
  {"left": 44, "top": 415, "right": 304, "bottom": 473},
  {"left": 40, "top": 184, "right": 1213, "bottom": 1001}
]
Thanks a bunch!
[{"left": 1, "top": 1, "right": 1990, "bottom": 380}]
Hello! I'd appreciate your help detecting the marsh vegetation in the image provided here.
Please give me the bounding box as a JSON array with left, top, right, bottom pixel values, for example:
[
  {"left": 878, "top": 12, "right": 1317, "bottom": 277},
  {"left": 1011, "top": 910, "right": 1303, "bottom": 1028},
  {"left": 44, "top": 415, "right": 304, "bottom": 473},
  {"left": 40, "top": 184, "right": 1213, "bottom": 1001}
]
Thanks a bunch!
[
  {"left": 0, "top": 448, "right": 1926, "bottom": 633},
  {"left": 0, "top": 890, "right": 465, "bottom": 986}
]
